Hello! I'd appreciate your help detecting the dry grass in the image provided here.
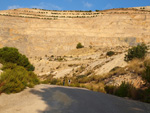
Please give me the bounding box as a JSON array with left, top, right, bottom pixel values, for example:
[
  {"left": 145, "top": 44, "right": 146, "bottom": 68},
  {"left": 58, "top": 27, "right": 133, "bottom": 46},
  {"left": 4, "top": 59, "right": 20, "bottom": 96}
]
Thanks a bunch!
[
  {"left": 100, "top": 67, "right": 127, "bottom": 81},
  {"left": 82, "top": 82, "right": 106, "bottom": 93},
  {"left": 127, "top": 58, "right": 145, "bottom": 75},
  {"left": 103, "top": 58, "right": 147, "bottom": 79},
  {"left": 144, "top": 57, "right": 150, "bottom": 66}
]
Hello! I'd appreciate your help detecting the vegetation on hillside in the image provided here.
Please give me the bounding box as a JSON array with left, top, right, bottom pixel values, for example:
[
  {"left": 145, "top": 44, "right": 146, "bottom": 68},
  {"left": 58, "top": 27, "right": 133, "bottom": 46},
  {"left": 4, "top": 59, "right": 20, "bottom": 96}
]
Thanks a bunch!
[
  {"left": 0, "top": 47, "right": 39, "bottom": 94},
  {"left": 105, "top": 82, "right": 150, "bottom": 103},
  {"left": 41, "top": 43, "right": 150, "bottom": 103},
  {"left": 106, "top": 51, "right": 115, "bottom": 56},
  {"left": 142, "top": 62, "right": 150, "bottom": 83},
  {"left": 0, "top": 64, "right": 39, "bottom": 94},
  {"left": 124, "top": 43, "right": 147, "bottom": 61},
  {"left": 0, "top": 47, "right": 35, "bottom": 71},
  {"left": 45, "top": 57, "right": 150, "bottom": 103},
  {"left": 104, "top": 43, "right": 150, "bottom": 103},
  {"left": 76, "top": 42, "right": 84, "bottom": 49}
]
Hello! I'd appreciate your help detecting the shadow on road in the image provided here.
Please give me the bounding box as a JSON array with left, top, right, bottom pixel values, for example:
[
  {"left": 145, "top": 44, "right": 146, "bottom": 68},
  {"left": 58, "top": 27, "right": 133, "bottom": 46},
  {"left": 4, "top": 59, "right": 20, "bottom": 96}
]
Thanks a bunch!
[{"left": 30, "top": 85, "right": 150, "bottom": 113}]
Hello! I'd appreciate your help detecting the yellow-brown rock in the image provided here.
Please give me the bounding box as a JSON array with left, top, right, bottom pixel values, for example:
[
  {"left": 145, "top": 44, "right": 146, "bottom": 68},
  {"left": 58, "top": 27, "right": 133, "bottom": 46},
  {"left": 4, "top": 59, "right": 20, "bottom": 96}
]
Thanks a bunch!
[{"left": 0, "top": 7, "right": 150, "bottom": 57}]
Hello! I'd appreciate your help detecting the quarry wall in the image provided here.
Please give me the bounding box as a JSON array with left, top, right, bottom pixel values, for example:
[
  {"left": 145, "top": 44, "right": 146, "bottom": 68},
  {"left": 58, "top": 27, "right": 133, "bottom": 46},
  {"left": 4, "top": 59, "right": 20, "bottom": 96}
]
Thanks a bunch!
[{"left": 0, "top": 8, "right": 150, "bottom": 57}]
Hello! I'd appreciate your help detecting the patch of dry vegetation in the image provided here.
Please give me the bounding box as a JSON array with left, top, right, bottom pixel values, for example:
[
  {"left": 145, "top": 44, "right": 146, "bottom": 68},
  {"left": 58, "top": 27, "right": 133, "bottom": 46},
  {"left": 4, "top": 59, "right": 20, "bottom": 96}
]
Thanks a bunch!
[
  {"left": 41, "top": 56, "right": 150, "bottom": 103},
  {"left": 39, "top": 44, "right": 150, "bottom": 103}
]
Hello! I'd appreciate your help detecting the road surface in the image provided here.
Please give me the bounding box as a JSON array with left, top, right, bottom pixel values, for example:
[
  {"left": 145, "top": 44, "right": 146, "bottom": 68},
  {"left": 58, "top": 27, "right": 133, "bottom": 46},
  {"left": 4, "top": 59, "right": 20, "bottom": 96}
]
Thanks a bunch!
[{"left": 0, "top": 84, "right": 150, "bottom": 113}]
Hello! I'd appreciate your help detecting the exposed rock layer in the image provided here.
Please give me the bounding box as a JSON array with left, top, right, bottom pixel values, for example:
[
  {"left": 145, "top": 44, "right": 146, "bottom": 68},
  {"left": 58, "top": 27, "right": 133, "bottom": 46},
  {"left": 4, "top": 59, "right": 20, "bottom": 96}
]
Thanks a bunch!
[{"left": 0, "top": 7, "right": 150, "bottom": 57}]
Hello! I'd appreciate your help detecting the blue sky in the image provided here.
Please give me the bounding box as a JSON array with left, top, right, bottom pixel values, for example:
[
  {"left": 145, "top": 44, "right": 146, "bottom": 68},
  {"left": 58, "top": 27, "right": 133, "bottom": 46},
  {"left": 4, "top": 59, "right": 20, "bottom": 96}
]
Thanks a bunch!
[{"left": 0, "top": 0, "right": 150, "bottom": 11}]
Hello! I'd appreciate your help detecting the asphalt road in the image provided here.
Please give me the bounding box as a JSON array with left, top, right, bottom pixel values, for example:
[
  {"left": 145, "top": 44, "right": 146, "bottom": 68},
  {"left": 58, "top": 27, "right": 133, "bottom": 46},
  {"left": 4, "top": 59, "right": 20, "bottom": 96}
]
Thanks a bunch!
[{"left": 0, "top": 84, "right": 150, "bottom": 113}]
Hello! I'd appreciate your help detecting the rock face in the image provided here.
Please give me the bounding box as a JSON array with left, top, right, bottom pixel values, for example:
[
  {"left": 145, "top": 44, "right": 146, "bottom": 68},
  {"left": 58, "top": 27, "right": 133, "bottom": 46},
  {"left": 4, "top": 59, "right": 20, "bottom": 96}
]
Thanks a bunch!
[{"left": 0, "top": 7, "right": 150, "bottom": 57}]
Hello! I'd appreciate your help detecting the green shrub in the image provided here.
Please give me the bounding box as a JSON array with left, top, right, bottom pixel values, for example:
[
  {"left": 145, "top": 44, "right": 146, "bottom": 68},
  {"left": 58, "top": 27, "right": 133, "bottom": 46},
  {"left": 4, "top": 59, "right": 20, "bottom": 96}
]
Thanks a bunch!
[
  {"left": 78, "top": 77, "right": 89, "bottom": 83},
  {"left": 124, "top": 43, "right": 147, "bottom": 61},
  {"left": 0, "top": 47, "right": 34, "bottom": 71},
  {"left": 114, "top": 82, "right": 137, "bottom": 98},
  {"left": 26, "top": 64, "right": 35, "bottom": 71},
  {"left": 106, "top": 51, "right": 115, "bottom": 56},
  {"left": 50, "top": 78, "right": 59, "bottom": 85},
  {"left": 115, "top": 82, "right": 130, "bottom": 97},
  {"left": 0, "top": 64, "right": 39, "bottom": 94},
  {"left": 70, "top": 83, "right": 80, "bottom": 87},
  {"left": 104, "top": 82, "right": 150, "bottom": 103},
  {"left": 76, "top": 43, "right": 84, "bottom": 49},
  {"left": 135, "top": 88, "right": 150, "bottom": 103},
  {"left": 142, "top": 65, "right": 150, "bottom": 83},
  {"left": 142, "top": 88, "right": 150, "bottom": 103},
  {"left": 1, "top": 63, "right": 17, "bottom": 70},
  {"left": 28, "top": 71, "right": 40, "bottom": 85},
  {"left": 0, "top": 58, "right": 5, "bottom": 64},
  {"left": 104, "top": 85, "right": 116, "bottom": 94}
]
